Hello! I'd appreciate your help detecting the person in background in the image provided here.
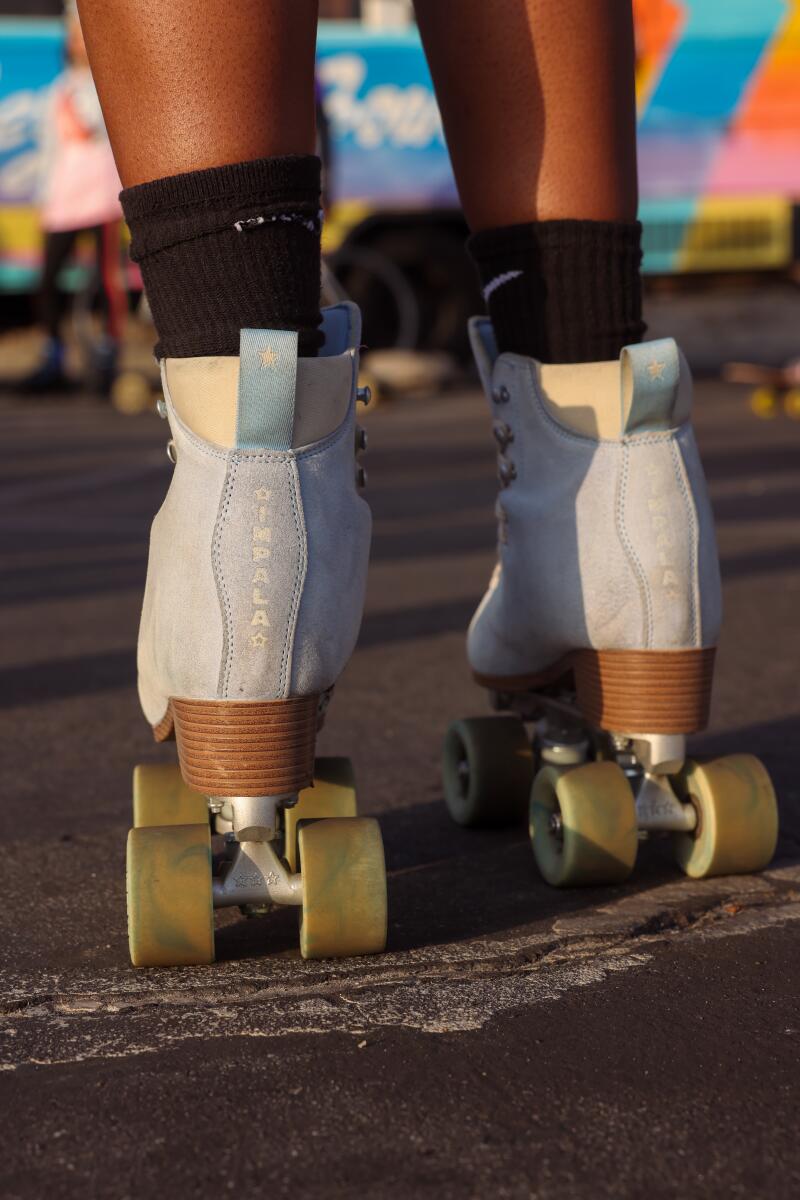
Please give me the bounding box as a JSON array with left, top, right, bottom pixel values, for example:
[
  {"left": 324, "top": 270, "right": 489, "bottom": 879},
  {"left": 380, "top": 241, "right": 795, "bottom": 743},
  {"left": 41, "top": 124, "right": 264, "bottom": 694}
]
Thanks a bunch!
[{"left": 22, "top": 1, "right": 124, "bottom": 394}]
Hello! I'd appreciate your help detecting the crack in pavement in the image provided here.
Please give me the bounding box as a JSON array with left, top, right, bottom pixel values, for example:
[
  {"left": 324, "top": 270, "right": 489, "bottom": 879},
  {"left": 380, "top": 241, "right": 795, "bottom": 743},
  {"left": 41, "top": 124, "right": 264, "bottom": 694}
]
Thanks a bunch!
[{"left": 2, "top": 866, "right": 799, "bottom": 1071}]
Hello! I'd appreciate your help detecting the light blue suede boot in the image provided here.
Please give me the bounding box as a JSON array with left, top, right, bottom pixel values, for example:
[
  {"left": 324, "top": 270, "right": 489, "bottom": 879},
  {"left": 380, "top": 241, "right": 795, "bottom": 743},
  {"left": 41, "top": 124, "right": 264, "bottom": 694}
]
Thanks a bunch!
[
  {"left": 127, "top": 303, "right": 387, "bottom": 968},
  {"left": 442, "top": 319, "right": 777, "bottom": 891}
]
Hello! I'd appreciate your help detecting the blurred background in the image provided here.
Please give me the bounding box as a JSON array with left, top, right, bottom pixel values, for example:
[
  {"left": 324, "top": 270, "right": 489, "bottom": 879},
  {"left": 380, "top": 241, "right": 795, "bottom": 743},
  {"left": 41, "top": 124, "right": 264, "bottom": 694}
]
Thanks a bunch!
[{"left": 1, "top": 0, "right": 799, "bottom": 408}]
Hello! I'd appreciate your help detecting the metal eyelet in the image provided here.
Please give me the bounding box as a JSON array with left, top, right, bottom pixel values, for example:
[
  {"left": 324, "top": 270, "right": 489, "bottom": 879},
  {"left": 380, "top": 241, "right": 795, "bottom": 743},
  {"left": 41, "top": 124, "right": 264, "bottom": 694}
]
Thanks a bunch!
[
  {"left": 492, "top": 385, "right": 510, "bottom": 405},
  {"left": 357, "top": 385, "right": 372, "bottom": 406},
  {"left": 492, "top": 420, "right": 514, "bottom": 451},
  {"left": 356, "top": 465, "right": 368, "bottom": 489},
  {"left": 156, "top": 395, "right": 168, "bottom": 420},
  {"left": 498, "top": 457, "right": 516, "bottom": 488},
  {"left": 166, "top": 439, "right": 177, "bottom": 464},
  {"left": 355, "top": 425, "right": 368, "bottom": 453}
]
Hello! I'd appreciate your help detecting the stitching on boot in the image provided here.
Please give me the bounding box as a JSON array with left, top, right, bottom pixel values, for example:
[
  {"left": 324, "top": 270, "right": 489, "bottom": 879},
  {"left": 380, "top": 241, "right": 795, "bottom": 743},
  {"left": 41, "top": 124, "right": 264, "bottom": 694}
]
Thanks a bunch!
[
  {"left": 280, "top": 458, "right": 308, "bottom": 698},
  {"left": 670, "top": 436, "right": 700, "bottom": 646},
  {"left": 617, "top": 443, "right": 653, "bottom": 648},
  {"left": 213, "top": 457, "right": 237, "bottom": 697}
]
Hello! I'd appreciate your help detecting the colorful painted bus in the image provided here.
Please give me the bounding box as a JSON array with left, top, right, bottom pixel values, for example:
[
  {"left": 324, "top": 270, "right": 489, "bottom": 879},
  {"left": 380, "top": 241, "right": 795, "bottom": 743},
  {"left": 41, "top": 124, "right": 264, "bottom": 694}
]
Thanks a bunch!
[{"left": 1, "top": 4, "right": 799, "bottom": 343}]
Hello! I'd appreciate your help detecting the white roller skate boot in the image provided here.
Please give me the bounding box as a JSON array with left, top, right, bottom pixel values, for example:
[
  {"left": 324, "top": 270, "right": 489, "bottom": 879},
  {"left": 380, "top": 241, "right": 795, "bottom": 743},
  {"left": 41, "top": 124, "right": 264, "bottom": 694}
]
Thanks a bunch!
[
  {"left": 443, "top": 318, "right": 777, "bottom": 886},
  {"left": 128, "top": 302, "right": 387, "bottom": 966}
]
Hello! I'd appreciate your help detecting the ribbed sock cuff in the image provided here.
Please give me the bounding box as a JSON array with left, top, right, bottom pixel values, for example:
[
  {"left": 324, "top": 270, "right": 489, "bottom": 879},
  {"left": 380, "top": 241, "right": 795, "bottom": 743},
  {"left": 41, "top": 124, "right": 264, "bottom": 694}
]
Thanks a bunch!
[
  {"left": 468, "top": 219, "right": 645, "bottom": 363},
  {"left": 121, "top": 155, "right": 323, "bottom": 358}
]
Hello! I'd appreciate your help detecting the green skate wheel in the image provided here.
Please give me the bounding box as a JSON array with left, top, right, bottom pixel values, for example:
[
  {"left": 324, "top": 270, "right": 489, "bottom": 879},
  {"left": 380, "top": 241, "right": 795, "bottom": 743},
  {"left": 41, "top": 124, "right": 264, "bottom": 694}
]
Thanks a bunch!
[
  {"left": 530, "top": 761, "right": 638, "bottom": 887},
  {"left": 442, "top": 716, "right": 534, "bottom": 828},
  {"left": 285, "top": 757, "right": 358, "bottom": 873},
  {"left": 299, "top": 817, "right": 387, "bottom": 959},
  {"left": 132, "top": 762, "right": 209, "bottom": 828},
  {"left": 127, "top": 823, "right": 215, "bottom": 967},
  {"left": 673, "top": 755, "right": 778, "bottom": 879}
]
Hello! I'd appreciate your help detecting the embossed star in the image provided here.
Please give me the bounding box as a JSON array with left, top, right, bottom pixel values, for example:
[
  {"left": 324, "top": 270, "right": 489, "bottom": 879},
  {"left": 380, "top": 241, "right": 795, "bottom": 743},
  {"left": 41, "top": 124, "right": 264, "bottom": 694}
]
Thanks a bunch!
[
  {"left": 250, "top": 632, "right": 269, "bottom": 648},
  {"left": 259, "top": 346, "right": 278, "bottom": 369},
  {"left": 647, "top": 360, "right": 666, "bottom": 380},
  {"left": 254, "top": 487, "right": 270, "bottom": 500}
]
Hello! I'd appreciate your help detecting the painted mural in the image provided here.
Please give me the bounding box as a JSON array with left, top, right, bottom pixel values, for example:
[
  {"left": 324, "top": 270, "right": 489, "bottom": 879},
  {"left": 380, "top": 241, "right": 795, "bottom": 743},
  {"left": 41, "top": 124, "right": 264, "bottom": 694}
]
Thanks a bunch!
[{"left": 1, "top": 3, "right": 799, "bottom": 285}]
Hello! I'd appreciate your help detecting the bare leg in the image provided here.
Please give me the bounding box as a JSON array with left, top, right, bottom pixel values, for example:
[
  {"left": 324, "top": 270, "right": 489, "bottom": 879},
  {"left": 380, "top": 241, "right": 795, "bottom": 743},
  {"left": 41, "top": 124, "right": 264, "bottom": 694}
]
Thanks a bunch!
[
  {"left": 414, "top": 0, "right": 638, "bottom": 231},
  {"left": 77, "top": 0, "right": 319, "bottom": 187}
]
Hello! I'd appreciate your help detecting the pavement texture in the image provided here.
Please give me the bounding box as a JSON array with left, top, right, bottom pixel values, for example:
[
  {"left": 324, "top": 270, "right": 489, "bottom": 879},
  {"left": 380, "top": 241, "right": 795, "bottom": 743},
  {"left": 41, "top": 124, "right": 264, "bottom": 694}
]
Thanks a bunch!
[{"left": 1, "top": 365, "right": 799, "bottom": 1198}]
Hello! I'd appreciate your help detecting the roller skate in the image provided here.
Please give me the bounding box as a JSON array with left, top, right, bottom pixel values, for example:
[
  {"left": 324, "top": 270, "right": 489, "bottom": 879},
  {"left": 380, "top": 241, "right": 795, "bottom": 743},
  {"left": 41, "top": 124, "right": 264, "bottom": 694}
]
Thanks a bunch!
[
  {"left": 127, "top": 302, "right": 386, "bottom": 966},
  {"left": 442, "top": 319, "right": 778, "bottom": 886}
]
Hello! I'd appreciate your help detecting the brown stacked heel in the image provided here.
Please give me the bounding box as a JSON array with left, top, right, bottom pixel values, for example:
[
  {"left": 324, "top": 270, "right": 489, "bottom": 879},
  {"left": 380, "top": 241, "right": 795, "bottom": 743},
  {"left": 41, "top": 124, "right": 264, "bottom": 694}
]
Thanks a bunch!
[
  {"left": 475, "top": 646, "right": 716, "bottom": 734},
  {"left": 154, "top": 695, "right": 319, "bottom": 796},
  {"left": 572, "top": 647, "right": 715, "bottom": 734}
]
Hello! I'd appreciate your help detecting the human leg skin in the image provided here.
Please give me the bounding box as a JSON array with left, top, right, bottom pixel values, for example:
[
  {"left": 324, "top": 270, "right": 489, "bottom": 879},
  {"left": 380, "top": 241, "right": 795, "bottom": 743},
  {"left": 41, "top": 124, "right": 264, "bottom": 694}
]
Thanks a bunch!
[
  {"left": 76, "top": 0, "right": 318, "bottom": 186},
  {"left": 426, "top": 2, "right": 777, "bottom": 876},
  {"left": 76, "top": 2, "right": 387, "bottom": 963}
]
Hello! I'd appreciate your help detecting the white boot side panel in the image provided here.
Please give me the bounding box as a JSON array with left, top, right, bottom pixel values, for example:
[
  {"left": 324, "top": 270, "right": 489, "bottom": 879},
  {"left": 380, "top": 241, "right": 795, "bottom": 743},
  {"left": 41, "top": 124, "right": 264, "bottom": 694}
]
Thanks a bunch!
[
  {"left": 290, "top": 415, "right": 372, "bottom": 694},
  {"left": 675, "top": 424, "right": 722, "bottom": 647},
  {"left": 137, "top": 428, "right": 228, "bottom": 725}
]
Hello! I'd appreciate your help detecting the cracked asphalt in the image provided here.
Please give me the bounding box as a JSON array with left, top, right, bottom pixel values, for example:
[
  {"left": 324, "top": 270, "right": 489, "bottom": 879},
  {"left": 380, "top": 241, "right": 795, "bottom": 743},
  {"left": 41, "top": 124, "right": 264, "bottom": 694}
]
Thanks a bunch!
[{"left": 1, "top": 347, "right": 799, "bottom": 1197}]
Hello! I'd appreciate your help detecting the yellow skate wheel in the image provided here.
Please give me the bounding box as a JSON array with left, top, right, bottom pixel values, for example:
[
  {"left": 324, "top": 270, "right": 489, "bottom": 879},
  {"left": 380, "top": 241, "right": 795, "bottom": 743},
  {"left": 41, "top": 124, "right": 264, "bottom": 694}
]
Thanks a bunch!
[
  {"left": 127, "top": 824, "right": 214, "bottom": 967},
  {"left": 673, "top": 755, "right": 778, "bottom": 879},
  {"left": 299, "top": 817, "right": 387, "bottom": 959},
  {"left": 442, "top": 716, "right": 534, "bottom": 828},
  {"left": 285, "top": 757, "right": 358, "bottom": 872},
  {"left": 750, "top": 386, "right": 778, "bottom": 419},
  {"left": 530, "top": 761, "right": 638, "bottom": 887},
  {"left": 133, "top": 762, "right": 208, "bottom": 828}
]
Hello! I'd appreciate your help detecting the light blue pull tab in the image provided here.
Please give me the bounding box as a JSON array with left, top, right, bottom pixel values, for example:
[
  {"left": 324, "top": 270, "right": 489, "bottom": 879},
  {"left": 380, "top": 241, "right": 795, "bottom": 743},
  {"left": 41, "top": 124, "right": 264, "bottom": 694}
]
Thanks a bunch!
[
  {"left": 236, "top": 328, "right": 298, "bottom": 449},
  {"left": 620, "top": 338, "right": 680, "bottom": 435}
]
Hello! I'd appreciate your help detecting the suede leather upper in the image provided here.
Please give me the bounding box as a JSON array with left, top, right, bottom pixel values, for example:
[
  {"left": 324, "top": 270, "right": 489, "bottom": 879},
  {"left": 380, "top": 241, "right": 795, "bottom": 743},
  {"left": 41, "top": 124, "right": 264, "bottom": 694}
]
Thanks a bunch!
[
  {"left": 466, "top": 319, "right": 722, "bottom": 681},
  {"left": 137, "top": 303, "right": 370, "bottom": 726}
]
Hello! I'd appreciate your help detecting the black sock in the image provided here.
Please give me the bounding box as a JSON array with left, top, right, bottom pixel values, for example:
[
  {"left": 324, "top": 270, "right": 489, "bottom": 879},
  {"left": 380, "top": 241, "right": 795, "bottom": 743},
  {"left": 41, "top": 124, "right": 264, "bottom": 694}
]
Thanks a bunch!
[
  {"left": 121, "top": 155, "right": 323, "bottom": 359},
  {"left": 468, "top": 219, "right": 645, "bottom": 363}
]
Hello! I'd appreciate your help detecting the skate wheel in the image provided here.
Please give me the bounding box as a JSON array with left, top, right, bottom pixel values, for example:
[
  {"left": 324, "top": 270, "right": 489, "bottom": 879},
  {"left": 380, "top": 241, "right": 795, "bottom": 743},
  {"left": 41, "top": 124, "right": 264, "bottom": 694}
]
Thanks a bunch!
[
  {"left": 442, "top": 716, "right": 534, "bottom": 827},
  {"left": 530, "top": 761, "right": 637, "bottom": 887},
  {"left": 673, "top": 755, "right": 778, "bottom": 879},
  {"left": 299, "top": 817, "right": 387, "bottom": 959},
  {"left": 750, "top": 386, "right": 778, "bottom": 419},
  {"left": 132, "top": 763, "right": 208, "bottom": 828},
  {"left": 127, "top": 824, "right": 214, "bottom": 967},
  {"left": 285, "top": 756, "right": 358, "bottom": 872}
]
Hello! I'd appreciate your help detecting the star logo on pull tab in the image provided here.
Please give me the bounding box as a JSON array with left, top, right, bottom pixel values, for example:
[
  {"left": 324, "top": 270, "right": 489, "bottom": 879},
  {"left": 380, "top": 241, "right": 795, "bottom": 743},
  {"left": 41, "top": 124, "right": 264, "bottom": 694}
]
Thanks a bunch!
[
  {"left": 647, "top": 360, "right": 666, "bottom": 380},
  {"left": 259, "top": 346, "right": 278, "bottom": 369}
]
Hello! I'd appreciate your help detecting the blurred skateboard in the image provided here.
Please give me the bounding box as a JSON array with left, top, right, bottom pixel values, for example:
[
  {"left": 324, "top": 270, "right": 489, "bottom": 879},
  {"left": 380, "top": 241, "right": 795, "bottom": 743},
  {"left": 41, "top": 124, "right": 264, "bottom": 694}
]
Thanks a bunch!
[{"left": 723, "top": 360, "right": 800, "bottom": 419}]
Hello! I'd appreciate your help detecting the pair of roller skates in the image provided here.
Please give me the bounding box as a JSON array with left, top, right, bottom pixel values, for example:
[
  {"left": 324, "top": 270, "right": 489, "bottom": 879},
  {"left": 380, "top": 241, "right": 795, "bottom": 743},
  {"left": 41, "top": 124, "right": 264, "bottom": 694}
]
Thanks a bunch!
[{"left": 127, "top": 303, "right": 778, "bottom": 968}]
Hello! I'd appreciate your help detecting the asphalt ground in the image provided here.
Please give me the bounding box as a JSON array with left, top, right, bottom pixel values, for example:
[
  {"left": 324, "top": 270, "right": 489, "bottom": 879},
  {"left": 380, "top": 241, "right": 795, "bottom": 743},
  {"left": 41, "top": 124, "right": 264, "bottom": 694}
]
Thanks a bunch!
[{"left": 1, "top": 366, "right": 799, "bottom": 1198}]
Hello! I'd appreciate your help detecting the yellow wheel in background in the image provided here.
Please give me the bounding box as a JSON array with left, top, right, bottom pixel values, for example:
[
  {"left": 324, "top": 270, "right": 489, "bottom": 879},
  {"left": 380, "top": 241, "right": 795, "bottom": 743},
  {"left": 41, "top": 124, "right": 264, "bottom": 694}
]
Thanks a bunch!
[
  {"left": 750, "top": 386, "right": 778, "bottom": 419},
  {"left": 285, "top": 757, "right": 358, "bottom": 872},
  {"left": 111, "top": 370, "right": 154, "bottom": 415},
  {"left": 673, "top": 755, "right": 778, "bottom": 879},
  {"left": 133, "top": 762, "right": 208, "bottom": 828},
  {"left": 784, "top": 388, "right": 800, "bottom": 420},
  {"left": 127, "top": 823, "right": 215, "bottom": 967},
  {"left": 530, "top": 761, "right": 638, "bottom": 887},
  {"left": 299, "top": 817, "right": 387, "bottom": 959}
]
